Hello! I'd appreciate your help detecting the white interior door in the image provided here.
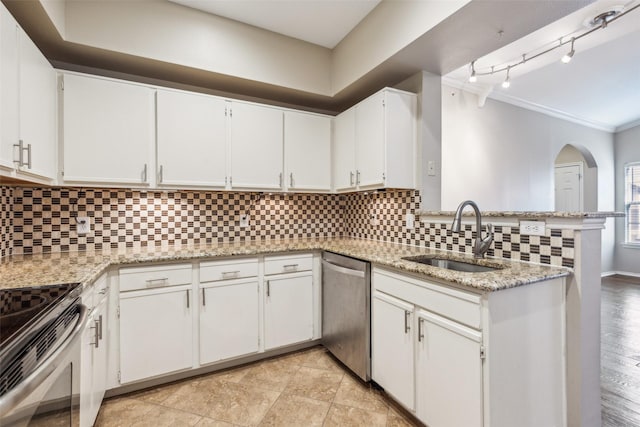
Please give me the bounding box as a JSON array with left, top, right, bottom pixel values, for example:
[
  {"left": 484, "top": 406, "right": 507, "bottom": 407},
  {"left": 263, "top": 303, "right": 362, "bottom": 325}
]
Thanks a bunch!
[{"left": 554, "top": 163, "right": 583, "bottom": 212}]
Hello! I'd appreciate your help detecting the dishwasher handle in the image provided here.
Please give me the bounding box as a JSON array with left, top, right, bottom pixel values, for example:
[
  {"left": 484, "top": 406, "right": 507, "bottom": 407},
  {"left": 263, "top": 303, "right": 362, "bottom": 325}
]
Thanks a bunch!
[{"left": 322, "top": 259, "right": 365, "bottom": 278}]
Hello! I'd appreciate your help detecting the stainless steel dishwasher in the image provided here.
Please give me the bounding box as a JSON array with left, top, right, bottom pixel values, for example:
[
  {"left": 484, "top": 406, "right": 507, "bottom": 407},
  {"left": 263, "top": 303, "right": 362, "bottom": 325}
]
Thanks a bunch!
[{"left": 322, "top": 251, "right": 371, "bottom": 381}]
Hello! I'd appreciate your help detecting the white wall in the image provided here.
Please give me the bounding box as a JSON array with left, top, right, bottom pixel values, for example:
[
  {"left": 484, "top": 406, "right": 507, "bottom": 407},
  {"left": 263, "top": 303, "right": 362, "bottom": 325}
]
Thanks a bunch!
[
  {"left": 441, "top": 85, "right": 616, "bottom": 271},
  {"left": 63, "top": 0, "right": 332, "bottom": 95},
  {"left": 614, "top": 124, "right": 640, "bottom": 275}
]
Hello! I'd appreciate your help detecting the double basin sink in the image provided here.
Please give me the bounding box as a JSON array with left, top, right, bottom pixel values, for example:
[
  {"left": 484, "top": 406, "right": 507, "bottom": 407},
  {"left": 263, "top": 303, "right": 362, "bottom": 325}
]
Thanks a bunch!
[{"left": 401, "top": 255, "right": 503, "bottom": 273}]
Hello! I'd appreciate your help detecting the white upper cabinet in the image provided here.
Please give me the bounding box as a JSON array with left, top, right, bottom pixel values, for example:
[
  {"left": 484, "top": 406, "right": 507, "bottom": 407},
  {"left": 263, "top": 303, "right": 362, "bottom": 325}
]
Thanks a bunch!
[
  {"left": 17, "top": 28, "right": 56, "bottom": 181},
  {"left": 229, "top": 101, "right": 283, "bottom": 190},
  {"left": 1, "top": 4, "right": 56, "bottom": 182},
  {"left": 332, "top": 88, "right": 416, "bottom": 192},
  {"left": 332, "top": 107, "right": 356, "bottom": 192},
  {"left": 0, "top": 5, "right": 18, "bottom": 172},
  {"left": 61, "top": 73, "right": 154, "bottom": 186},
  {"left": 284, "top": 111, "right": 331, "bottom": 192},
  {"left": 156, "top": 89, "right": 227, "bottom": 188}
]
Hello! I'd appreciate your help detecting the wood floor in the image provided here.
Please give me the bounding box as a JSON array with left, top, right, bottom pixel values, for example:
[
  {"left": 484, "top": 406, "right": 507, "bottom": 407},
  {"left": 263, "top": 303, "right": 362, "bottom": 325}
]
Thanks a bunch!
[{"left": 601, "top": 275, "right": 640, "bottom": 426}]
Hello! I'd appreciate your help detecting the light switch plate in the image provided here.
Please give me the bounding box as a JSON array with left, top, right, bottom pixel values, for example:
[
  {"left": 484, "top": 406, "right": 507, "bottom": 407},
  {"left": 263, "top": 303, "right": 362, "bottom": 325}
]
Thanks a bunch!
[
  {"left": 520, "top": 220, "right": 546, "bottom": 236},
  {"left": 427, "top": 160, "right": 436, "bottom": 176},
  {"left": 76, "top": 217, "right": 90, "bottom": 235},
  {"left": 405, "top": 213, "right": 414, "bottom": 230},
  {"left": 240, "top": 214, "right": 249, "bottom": 228}
]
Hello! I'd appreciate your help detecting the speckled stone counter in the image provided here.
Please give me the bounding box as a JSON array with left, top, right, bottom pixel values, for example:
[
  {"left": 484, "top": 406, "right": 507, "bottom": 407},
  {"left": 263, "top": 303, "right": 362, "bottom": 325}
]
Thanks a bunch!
[
  {"left": 0, "top": 238, "right": 570, "bottom": 293},
  {"left": 417, "top": 210, "right": 624, "bottom": 218}
]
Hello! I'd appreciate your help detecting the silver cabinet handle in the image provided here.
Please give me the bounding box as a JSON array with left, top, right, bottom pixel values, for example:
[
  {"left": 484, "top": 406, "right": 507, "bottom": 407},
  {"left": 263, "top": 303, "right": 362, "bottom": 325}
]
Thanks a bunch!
[
  {"left": 142, "top": 163, "right": 148, "bottom": 182},
  {"left": 283, "top": 263, "right": 298, "bottom": 271},
  {"left": 404, "top": 310, "right": 411, "bottom": 334},
  {"left": 98, "top": 314, "right": 103, "bottom": 341},
  {"left": 202, "top": 288, "right": 206, "bottom": 306},
  {"left": 186, "top": 290, "right": 190, "bottom": 309},
  {"left": 13, "top": 140, "right": 30, "bottom": 167},
  {"left": 25, "top": 143, "right": 32, "bottom": 169},
  {"left": 13, "top": 140, "right": 24, "bottom": 166},
  {"left": 356, "top": 170, "right": 361, "bottom": 185},
  {"left": 158, "top": 165, "right": 164, "bottom": 183},
  {"left": 91, "top": 319, "right": 100, "bottom": 348},
  {"left": 98, "top": 288, "right": 107, "bottom": 295},
  {"left": 221, "top": 270, "right": 240, "bottom": 279},
  {"left": 350, "top": 171, "right": 354, "bottom": 186},
  {"left": 289, "top": 173, "right": 294, "bottom": 188},
  {"left": 266, "top": 280, "right": 270, "bottom": 297},
  {"left": 145, "top": 277, "right": 169, "bottom": 288},
  {"left": 418, "top": 318, "right": 424, "bottom": 342},
  {"left": 279, "top": 172, "right": 283, "bottom": 187}
]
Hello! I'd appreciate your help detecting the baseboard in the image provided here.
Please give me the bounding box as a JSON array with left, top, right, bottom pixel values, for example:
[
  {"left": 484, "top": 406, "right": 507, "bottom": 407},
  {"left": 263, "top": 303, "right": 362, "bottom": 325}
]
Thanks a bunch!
[{"left": 602, "top": 270, "right": 640, "bottom": 279}]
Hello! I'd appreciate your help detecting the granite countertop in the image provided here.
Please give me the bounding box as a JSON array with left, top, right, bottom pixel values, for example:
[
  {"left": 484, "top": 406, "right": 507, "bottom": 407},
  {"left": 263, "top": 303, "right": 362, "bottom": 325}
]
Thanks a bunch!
[
  {"left": 0, "top": 238, "right": 571, "bottom": 293},
  {"left": 417, "top": 210, "right": 624, "bottom": 219}
]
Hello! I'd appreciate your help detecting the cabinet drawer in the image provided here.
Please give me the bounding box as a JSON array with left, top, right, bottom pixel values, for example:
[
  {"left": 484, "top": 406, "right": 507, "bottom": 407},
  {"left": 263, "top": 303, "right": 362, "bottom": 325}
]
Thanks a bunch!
[
  {"left": 200, "top": 258, "right": 258, "bottom": 282},
  {"left": 264, "top": 254, "right": 313, "bottom": 275},
  {"left": 119, "top": 263, "right": 192, "bottom": 292},
  {"left": 373, "top": 268, "right": 481, "bottom": 330},
  {"left": 91, "top": 274, "right": 109, "bottom": 307}
]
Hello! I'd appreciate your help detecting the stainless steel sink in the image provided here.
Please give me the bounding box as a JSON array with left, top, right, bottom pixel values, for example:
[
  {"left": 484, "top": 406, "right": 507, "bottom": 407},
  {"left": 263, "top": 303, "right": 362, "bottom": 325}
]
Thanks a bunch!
[{"left": 401, "top": 256, "right": 502, "bottom": 273}]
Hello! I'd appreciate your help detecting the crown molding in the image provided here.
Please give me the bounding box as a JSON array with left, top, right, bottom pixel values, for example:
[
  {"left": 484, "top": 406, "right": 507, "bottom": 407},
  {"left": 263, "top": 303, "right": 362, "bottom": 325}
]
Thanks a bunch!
[
  {"left": 615, "top": 118, "right": 640, "bottom": 133},
  {"left": 442, "top": 77, "right": 617, "bottom": 133}
]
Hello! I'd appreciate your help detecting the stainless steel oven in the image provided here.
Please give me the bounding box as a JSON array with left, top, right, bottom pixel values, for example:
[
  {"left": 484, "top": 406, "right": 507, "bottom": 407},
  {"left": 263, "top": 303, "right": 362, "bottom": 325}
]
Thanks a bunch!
[{"left": 0, "top": 284, "right": 87, "bottom": 427}]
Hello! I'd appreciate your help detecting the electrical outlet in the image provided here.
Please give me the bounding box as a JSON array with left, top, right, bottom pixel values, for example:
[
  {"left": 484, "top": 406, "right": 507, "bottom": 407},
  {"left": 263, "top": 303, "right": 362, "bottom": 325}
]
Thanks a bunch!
[
  {"left": 427, "top": 160, "right": 436, "bottom": 176},
  {"left": 76, "top": 216, "right": 90, "bottom": 235},
  {"left": 520, "top": 220, "right": 546, "bottom": 236},
  {"left": 240, "top": 214, "right": 249, "bottom": 228},
  {"left": 370, "top": 213, "right": 379, "bottom": 226},
  {"left": 405, "top": 213, "right": 415, "bottom": 230}
]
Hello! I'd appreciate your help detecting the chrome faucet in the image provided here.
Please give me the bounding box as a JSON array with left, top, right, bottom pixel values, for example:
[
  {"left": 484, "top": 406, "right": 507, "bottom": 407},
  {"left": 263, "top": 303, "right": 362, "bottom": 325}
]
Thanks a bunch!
[{"left": 451, "top": 200, "right": 494, "bottom": 259}]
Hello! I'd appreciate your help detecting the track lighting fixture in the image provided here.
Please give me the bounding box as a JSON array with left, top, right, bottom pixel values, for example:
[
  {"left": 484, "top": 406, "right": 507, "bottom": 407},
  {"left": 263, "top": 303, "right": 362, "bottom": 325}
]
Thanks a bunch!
[
  {"left": 465, "top": 4, "right": 637, "bottom": 86},
  {"left": 561, "top": 38, "right": 575, "bottom": 63},
  {"left": 501, "top": 66, "right": 511, "bottom": 89},
  {"left": 468, "top": 60, "right": 477, "bottom": 83}
]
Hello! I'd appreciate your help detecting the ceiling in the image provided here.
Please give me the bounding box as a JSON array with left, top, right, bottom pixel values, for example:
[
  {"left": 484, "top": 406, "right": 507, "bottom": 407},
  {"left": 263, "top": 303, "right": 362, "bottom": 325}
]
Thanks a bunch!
[
  {"left": 168, "top": 0, "right": 382, "bottom": 48},
  {"left": 444, "top": 0, "right": 640, "bottom": 131},
  {"left": 3, "top": 0, "right": 599, "bottom": 116}
]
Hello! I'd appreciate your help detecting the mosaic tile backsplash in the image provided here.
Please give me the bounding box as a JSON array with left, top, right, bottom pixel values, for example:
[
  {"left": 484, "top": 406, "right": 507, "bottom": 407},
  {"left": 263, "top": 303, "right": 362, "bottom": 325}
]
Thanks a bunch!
[
  {"left": 1, "top": 187, "right": 12, "bottom": 258},
  {"left": 3, "top": 186, "right": 574, "bottom": 267}
]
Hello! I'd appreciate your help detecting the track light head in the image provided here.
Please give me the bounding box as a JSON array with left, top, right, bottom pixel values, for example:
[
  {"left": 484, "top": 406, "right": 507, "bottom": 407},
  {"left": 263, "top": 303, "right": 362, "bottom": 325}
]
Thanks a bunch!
[
  {"left": 561, "top": 38, "right": 576, "bottom": 63},
  {"left": 468, "top": 61, "right": 477, "bottom": 83},
  {"left": 501, "top": 66, "right": 511, "bottom": 89}
]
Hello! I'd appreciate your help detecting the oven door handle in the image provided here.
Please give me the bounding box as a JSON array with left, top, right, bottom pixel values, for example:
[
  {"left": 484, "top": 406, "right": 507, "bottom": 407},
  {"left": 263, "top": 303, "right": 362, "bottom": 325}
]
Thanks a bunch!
[{"left": 0, "top": 304, "right": 89, "bottom": 416}]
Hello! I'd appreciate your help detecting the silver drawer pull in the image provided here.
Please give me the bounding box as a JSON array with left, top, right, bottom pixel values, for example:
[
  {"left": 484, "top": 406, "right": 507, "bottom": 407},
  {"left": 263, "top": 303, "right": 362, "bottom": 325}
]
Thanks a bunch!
[
  {"left": 404, "top": 310, "right": 411, "bottom": 334},
  {"left": 418, "top": 318, "right": 424, "bottom": 342},
  {"left": 145, "top": 277, "right": 169, "bottom": 287},
  {"left": 283, "top": 264, "right": 299, "bottom": 271},
  {"left": 266, "top": 280, "right": 271, "bottom": 297},
  {"left": 98, "top": 315, "right": 103, "bottom": 341},
  {"left": 202, "top": 288, "right": 206, "bottom": 306},
  {"left": 221, "top": 271, "right": 240, "bottom": 278}
]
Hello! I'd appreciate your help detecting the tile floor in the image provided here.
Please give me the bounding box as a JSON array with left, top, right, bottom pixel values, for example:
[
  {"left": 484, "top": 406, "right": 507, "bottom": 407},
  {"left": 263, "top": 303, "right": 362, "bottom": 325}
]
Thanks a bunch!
[{"left": 95, "top": 346, "right": 419, "bottom": 427}]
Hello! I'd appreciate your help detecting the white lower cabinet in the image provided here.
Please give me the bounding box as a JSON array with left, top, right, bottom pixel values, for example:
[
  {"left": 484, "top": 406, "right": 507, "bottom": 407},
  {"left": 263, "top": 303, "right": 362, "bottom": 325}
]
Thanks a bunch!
[
  {"left": 371, "top": 291, "right": 415, "bottom": 410},
  {"left": 415, "top": 309, "right": 482, "bottom": 427},
  {"left": 200, "top": 281, "right": 259, "bottom": 364},
  {"left": 264, "top": 273, "right": 314, "bottom": 350},
  {"left": 119, "top": 286, "right": 193, "bottom": 384},
  {"left": 372, "top": 267, "right": 566, "bottom": 427},
  {"left": 263, "top": 254, "right": 315, "bottom": 350},
  {"left": 80, "top": 275, "right": 109, "bottom": 427}
]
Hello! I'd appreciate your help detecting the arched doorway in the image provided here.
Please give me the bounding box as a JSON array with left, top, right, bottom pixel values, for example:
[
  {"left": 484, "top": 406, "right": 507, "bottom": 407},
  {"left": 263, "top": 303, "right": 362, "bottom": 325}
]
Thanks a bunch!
[{"left": 554, "top": 144, "right": 598, "bottom": 212}]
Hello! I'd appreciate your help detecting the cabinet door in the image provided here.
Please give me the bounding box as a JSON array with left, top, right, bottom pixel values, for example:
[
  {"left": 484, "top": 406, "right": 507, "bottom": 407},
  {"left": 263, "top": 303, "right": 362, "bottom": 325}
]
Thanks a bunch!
[
  {"left": 230, "top": 102, "right": 283, "bottom": 189},
  {"left": 79, "top": 310, "right": 96, "bottom": 427},
  {"left": 284, "top": 111, "right": 331, "bottom": 191},
  {"left": 332, "top": 108, "right": 355, "bottom": 191},
  {"left": 371, "top": 291, "right": 415, "bottom": 410},
  {"left": 119, "top": 287, "right": 193, "bottom": 383},
  {"left": 90, "top": 296, "right": 108, "bottom": 425},
  {"left": 0, "top": 5, "right": 18, "bottom": 171},
  {"left": 355, "top": 91, "right": 385, "bottom": 189},
  {"left": 156, "top": 90, "right": 227, "bottom": 188},
  {"left": 264, "top": 274, "right": 313, "bottom": 350},
  {"left": 416, "top": 309, "right": 483, "bottom": 427},
  {"left": 200, "top": 281, "right": 259, "bottom": 364},
  {"left": 62, "top": 74, "right": 154, "bottom": 185},
  {"left": 16, "top": 27, "right": 56, "bottom": 180}
]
